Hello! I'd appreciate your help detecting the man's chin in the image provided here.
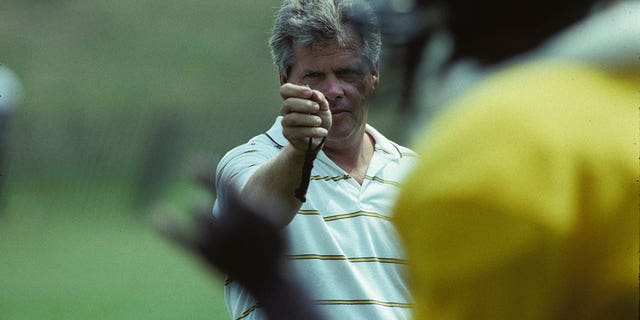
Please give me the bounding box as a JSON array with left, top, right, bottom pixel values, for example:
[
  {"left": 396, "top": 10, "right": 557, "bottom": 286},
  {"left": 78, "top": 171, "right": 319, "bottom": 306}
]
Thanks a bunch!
[{"left": 324, "top": 129, "right": 356, "bottom": 145}]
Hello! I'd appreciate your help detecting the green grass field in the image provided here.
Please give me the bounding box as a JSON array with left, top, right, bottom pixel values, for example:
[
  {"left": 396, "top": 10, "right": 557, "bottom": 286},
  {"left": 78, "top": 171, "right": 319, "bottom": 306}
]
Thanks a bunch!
[
  {"left": 1, "top": 2, "right": 280, "bottom": 318},
  {"left": 0, "top": 179, "right": 228, "bottom": 320}
]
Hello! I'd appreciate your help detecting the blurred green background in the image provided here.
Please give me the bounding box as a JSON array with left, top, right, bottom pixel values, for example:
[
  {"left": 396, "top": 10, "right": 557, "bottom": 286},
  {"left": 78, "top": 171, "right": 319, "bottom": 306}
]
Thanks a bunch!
[{"left": 0, "top": 0, "right": 410, "bottom": 319}]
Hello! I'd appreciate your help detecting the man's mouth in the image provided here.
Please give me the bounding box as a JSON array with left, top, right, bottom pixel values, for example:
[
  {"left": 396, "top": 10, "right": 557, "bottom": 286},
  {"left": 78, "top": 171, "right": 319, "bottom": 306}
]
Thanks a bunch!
[{"left": 331, "top": 110, "right": 348, "bottom": 120}]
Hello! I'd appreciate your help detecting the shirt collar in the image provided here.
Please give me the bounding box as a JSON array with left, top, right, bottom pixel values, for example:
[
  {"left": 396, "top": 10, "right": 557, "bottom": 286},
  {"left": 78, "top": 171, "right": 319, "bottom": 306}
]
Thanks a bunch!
[{"left": 366, "top": 123, "right": 402, "bottom": 159}]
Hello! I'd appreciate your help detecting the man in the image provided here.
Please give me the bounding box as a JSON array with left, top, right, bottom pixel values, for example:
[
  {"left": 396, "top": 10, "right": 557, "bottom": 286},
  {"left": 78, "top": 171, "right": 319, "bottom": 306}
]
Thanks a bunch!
[
  {"left": 394, "top": 1, "right": 639, "bottom": 319},
  {"left": 212, "top": 0, "right": 418, "bottom": 319}
]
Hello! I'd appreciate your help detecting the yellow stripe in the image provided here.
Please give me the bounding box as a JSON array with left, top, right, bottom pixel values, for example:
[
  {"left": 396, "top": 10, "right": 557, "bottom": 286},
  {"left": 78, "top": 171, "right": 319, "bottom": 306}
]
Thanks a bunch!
[
  {"left": 363, "top": 175, "right": 402, "bottom": 187},
  {"left": 314, "top": 299, "right": 414, "bottom": 308},
  {"left": 234, "top": 300, "right": 412, "bottom": 319},
  {"left": 375, "top": 147, "right": 395, "bottom": 156},
  {"left": 324, "top": 211, "right": 391, "bottom": 222},
  {"left": 310, "top": 174, "right": 351, "bottom": 181},
  {"left": 298, "top": 210, "right": 321, "bottom": 215},
  {"left": 288, "top": 254, "right": 407, "bottom": 265},
  {"left": 400, "top": 152, "right": 419, "bottom": 158},
  {"left": 289, "top": 254, "right": 346, "bottom": 261},
  {"left": 217, "top": 150, "right": 259, "bottom": 181},
  {"left": 347, "top": 257, "right": 407, "bottom": 264},
  {"left": 308, "top": 174, "right": 408, "bottom": 186},
  {"left": 235, "top": 304, "right": 261, "bottom": 320},
  {"left": 297, "top": 210, "right": 391, "bottom": 222}
]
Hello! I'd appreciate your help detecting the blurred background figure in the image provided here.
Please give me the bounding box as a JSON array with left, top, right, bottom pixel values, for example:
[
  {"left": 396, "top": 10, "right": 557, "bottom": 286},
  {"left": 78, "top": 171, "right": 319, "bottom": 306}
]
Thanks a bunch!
[
  {"left": 153, "top": 188, "right": 324, "bottom": 320},
  {"left": 393, "top": 0, "right": 640, "bottom": 319},
  {"left": 0, "top": 64, "right": 23, "bottom": 212}
]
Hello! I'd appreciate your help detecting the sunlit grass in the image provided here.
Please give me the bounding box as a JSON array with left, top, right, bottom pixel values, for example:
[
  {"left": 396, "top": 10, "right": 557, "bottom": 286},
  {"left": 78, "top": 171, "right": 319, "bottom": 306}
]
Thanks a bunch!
[{"left": 0, "top": 179, "right": 228, "bottom": 320}]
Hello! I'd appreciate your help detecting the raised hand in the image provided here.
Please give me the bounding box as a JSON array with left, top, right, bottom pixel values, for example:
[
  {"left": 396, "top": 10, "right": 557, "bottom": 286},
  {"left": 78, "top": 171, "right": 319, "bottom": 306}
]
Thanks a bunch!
[{"left": 279, "top": 83, "right": 331, "bottom": 152}]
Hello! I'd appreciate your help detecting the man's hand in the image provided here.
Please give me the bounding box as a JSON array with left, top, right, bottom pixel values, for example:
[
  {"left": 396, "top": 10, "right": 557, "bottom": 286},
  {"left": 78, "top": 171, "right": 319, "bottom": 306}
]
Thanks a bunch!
[{"left": 279, "top": 83, "right": 331, "bottom": 151}]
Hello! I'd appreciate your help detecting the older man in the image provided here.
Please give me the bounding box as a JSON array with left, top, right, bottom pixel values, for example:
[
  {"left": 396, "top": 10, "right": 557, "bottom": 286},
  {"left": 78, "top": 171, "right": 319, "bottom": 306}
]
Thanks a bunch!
[{"left": 212, "top": 0, "right": 418, "bottom": 319}]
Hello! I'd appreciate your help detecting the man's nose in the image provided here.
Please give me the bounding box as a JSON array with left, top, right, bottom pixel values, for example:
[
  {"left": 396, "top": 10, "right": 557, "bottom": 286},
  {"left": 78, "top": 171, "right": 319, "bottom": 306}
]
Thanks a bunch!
[{"left": 319, "top": 75, "right": 344, "bottom": 102}]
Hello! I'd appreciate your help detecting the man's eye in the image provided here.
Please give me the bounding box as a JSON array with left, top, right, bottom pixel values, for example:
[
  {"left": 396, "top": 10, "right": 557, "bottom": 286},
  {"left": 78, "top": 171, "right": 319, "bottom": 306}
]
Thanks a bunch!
[
  {"left": 337, "top": 69, "right": 363, "bottom": 81},
  {"left": 305, "top": 72, "right": 322, "bottom": 78},
  {"left": 340, "top": 69, "right": 363, "bottom": 76}
]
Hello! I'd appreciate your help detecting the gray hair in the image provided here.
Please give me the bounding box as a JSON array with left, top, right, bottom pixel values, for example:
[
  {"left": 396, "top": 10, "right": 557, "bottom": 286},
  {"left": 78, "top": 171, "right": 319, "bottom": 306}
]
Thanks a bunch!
[{"left": 269, "top": 0, "right": 382, "bottom": 77}]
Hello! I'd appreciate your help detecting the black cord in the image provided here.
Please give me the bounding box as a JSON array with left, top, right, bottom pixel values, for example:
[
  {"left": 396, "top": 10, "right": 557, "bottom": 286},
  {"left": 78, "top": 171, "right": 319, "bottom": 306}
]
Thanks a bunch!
[{"left": 294, "top": 136, "right": 325, "bottom": 202}]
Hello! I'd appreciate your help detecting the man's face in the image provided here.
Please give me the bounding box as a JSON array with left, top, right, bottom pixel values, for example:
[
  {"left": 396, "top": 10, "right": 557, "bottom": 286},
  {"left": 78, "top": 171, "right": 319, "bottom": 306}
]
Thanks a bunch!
[{"left": 285, "top": 28, "right": 379, "bottom": 145}]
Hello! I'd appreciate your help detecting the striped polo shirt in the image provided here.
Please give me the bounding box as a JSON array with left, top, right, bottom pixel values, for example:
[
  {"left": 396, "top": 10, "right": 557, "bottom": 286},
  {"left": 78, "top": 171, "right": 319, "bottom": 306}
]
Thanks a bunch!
[{"left": 213, "top": 117, "right": 419, "bottom": 320}]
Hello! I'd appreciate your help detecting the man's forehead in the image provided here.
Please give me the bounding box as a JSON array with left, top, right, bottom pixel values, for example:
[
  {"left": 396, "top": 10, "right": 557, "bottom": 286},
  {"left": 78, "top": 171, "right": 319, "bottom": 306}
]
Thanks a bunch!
[
  {"left": 293, "top": 24, "right": 363, "bottom": 55},
  {"left": 294, "top": 40, "right": 361, "bottom": 58},
  {"left": 286, "top": 25, "right": 374, "bottom": 76}
]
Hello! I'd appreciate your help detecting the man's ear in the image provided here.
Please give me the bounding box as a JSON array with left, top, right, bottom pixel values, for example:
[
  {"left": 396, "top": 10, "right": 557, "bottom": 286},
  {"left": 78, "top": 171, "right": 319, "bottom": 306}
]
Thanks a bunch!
[
  {"left": 371, "top": 61, "right": 379, "bottom": 90},
  {"left": 279, "top": 73, "right": 287, "bottom": 85}
]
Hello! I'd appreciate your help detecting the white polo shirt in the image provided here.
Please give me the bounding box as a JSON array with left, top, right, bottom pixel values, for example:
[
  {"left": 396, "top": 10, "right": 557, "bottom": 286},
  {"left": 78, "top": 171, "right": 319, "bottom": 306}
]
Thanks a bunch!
[{"left": 214, "top": 117, "right": 419, "bottom": 320}]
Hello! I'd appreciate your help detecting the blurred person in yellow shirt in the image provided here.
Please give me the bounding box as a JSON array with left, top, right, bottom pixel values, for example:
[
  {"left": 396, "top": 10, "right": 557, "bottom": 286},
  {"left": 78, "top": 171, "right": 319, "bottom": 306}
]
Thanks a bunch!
[{"left": 393, "top": 0, "right": 640, "bottom": 319}]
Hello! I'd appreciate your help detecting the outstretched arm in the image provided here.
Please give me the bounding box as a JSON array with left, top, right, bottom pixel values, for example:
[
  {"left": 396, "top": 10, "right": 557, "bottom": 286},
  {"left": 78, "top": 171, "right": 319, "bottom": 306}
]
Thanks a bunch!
[{"left": 237, "top": 83, "right": 331, "bottom": 228}]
